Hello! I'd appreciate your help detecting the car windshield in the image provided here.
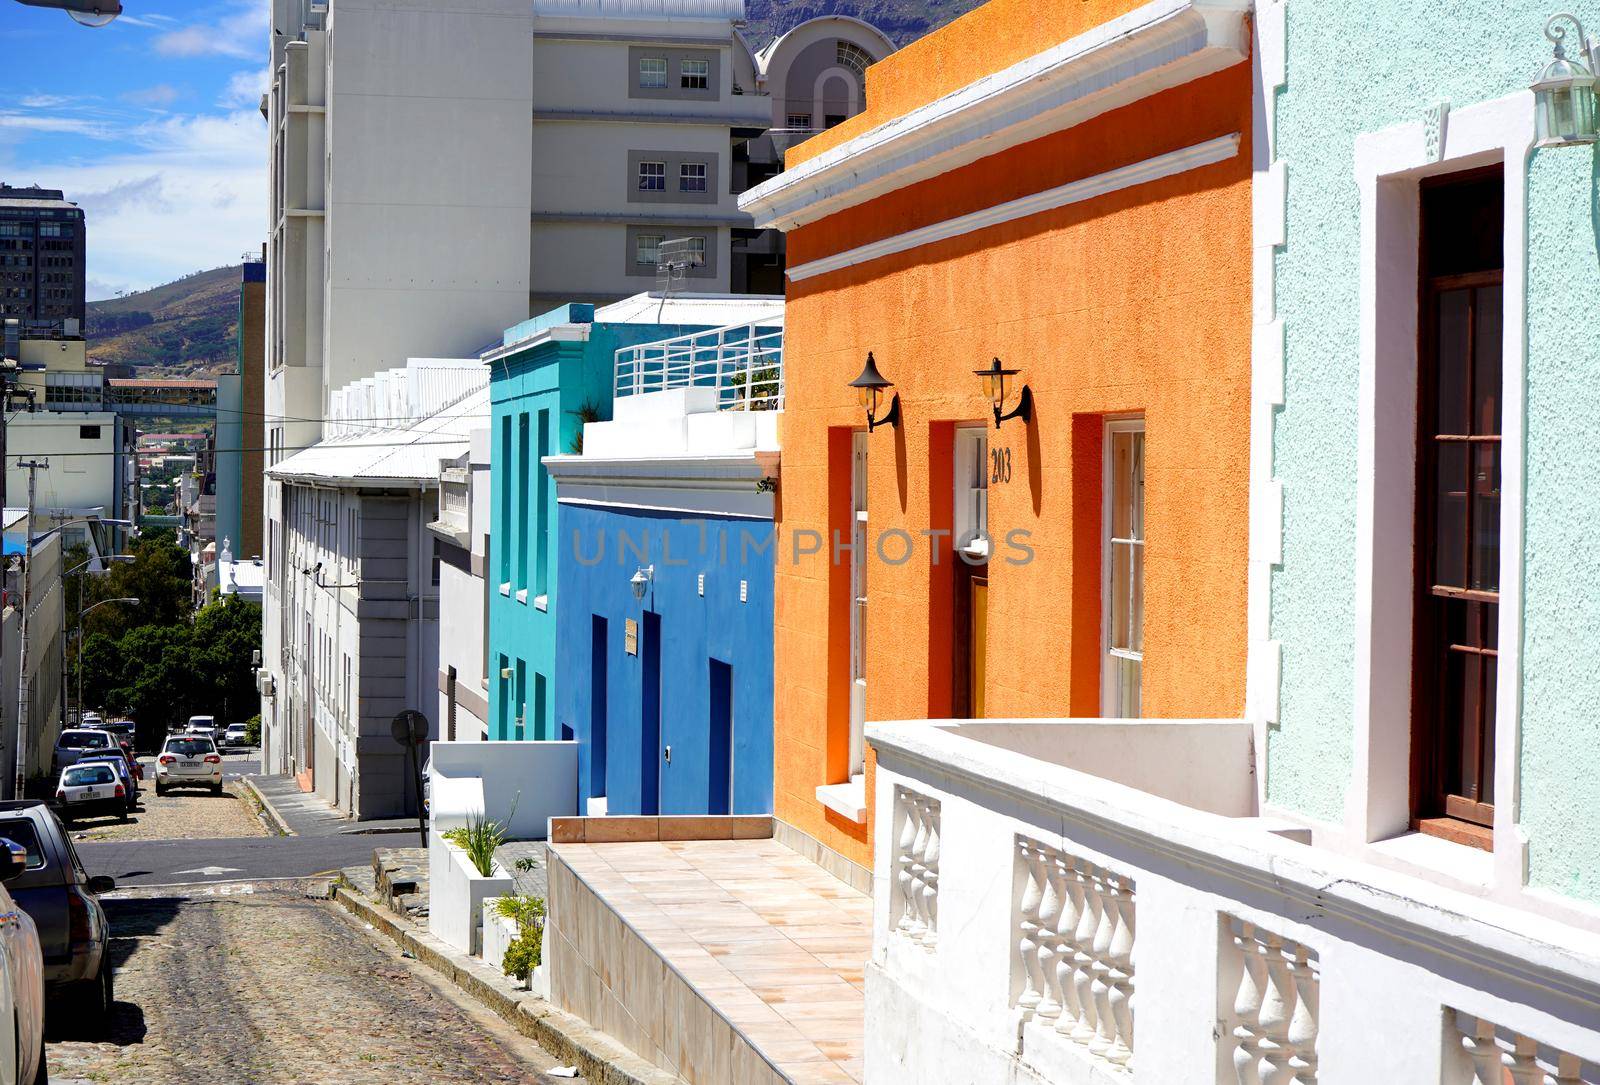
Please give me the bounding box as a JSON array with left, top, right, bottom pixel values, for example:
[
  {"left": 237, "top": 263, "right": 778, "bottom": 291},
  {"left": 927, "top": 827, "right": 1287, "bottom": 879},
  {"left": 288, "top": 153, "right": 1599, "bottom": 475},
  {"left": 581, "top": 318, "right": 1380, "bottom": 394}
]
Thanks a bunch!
[
  {"left": 227, "top": 725, "right": 246, "bottom": 732},
  {"left": 63, "top": 765, "right": 114, "bottom": 786},
  {"left": 165, "top": 738, "right": 214, "bottom": 757},
  {"left": 79, "top": 756, "right": 125, "bottom": 774},
  {"left": 188, "top": 718, "right": 216, "bottom": 727},
  {"left": 0, "top": 821, "right": 44, "bottom": 870},
  {"left": 59, "top": 731, "right": 110, "bottom": 750}
]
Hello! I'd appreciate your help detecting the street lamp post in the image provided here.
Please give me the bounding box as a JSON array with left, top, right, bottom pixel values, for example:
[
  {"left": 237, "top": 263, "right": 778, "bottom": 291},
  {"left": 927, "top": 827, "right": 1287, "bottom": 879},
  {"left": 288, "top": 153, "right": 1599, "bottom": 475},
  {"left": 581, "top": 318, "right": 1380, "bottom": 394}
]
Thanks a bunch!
[
  {"left": 77, "top": 597, "right": 138, "bottom": 730},
  {"left": 59, "top": 555, "right": 133, "bottom": 729},
  {"left": 11, "top": 0, "right": 121, "bottom": 27}
]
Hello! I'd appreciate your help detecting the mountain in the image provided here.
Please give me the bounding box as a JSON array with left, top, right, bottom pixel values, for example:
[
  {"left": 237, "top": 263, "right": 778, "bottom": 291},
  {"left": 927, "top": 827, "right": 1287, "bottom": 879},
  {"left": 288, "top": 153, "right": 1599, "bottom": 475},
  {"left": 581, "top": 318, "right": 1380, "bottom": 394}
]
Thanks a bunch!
[
  {"left": 85, "top": 265, "right": 242, "bottom": 376},
  {"left": 743, "top": 0, "right": 985, "bottom": 47}
]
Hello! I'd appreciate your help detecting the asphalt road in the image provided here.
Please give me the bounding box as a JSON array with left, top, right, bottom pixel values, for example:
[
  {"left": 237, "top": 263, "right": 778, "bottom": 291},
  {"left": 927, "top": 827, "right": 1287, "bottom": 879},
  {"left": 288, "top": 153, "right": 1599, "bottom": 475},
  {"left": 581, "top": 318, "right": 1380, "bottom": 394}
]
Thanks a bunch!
[{"left": 76, "top": 829, "right": 426, "bottom": 888}]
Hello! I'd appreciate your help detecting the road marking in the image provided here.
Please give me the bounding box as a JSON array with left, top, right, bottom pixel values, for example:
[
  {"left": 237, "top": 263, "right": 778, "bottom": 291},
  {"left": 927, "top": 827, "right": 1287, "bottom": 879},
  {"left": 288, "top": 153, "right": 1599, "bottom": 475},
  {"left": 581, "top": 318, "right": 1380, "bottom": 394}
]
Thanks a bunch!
[{"left": 170, "top": 865, "right": 244, "bottom": 877}]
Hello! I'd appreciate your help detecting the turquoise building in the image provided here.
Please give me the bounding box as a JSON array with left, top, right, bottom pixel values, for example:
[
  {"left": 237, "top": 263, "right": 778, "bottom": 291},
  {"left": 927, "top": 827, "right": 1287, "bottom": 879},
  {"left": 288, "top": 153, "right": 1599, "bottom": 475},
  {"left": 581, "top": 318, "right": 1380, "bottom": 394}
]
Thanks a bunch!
[
  {"left": 482, "top": 296, "right": 770, "bottom": 741},
  {"left": 1257, "top": 2, "right": 1600, "bottom": 906}
]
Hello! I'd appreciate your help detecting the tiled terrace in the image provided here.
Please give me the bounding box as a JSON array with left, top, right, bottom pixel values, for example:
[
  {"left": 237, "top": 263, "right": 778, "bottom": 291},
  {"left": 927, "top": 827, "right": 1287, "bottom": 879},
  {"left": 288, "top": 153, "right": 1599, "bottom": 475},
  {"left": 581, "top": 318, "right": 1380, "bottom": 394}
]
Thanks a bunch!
[{"left": 549, "top": 827, "right": 870, "bottom": 1084}]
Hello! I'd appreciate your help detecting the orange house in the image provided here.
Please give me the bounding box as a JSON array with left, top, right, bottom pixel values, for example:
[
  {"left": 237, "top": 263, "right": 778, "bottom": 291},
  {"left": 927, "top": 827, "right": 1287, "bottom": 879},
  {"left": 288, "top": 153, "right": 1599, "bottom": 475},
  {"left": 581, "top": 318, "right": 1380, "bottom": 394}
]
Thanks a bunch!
[{"left": 743, "top": 0, "right": 1256, "bottom": 871}]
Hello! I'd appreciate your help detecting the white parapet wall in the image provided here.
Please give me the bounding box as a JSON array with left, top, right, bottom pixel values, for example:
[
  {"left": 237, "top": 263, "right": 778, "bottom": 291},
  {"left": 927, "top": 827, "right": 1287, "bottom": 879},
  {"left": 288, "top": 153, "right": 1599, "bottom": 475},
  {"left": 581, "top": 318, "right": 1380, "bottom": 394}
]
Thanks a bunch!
[{"left": 865, "top": 718, "right": 1600, "bottom": 1085}]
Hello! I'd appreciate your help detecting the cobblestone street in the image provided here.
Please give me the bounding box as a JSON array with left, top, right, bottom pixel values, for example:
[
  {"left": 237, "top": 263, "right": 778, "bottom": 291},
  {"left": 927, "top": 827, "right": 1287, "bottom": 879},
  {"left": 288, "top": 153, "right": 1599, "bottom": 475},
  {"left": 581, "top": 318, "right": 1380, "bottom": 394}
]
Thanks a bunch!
[
  {"left": 48, "top": 883, "right": 565, "bottom": 1084},
  {"left": 65, "top": 777, "right": 269, "bottom": 844}
]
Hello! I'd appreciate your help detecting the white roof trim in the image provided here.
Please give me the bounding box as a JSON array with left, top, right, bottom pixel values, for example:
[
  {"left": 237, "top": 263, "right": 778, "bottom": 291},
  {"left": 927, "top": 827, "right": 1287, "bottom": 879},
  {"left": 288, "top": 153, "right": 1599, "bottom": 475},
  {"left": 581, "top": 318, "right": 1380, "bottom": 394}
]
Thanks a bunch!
[
  {"left": 785, "top": 133, "right": 1240, "bottom": 282},
  {"left": 481, "top": 323, "right": 590, "bottom": 365},
  {"left": 738, "top": 0, "right": 1250, "bottom": 231}
]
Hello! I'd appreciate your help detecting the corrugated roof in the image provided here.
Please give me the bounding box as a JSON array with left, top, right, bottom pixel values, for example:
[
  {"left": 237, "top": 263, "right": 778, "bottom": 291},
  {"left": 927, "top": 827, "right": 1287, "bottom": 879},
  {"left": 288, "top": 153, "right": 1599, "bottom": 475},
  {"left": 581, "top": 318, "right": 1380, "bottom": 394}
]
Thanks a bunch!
[
  {"left": 593, "top": 292, "right": 784, "bottom": 328},
  {"left": 267, "top": 387, "right": 490, "bottom": 487}
]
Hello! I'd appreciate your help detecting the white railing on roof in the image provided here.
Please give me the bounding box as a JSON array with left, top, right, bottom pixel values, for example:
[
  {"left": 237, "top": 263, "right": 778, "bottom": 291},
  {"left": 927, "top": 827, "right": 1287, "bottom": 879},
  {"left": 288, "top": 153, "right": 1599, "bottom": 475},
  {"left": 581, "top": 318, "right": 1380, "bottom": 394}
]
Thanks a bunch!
[
  {"left": 324, "top": 359, "right": 487, "bottom": 438},
  {"left": 614, "top": 321, "right": 784, "bottom": 412}
]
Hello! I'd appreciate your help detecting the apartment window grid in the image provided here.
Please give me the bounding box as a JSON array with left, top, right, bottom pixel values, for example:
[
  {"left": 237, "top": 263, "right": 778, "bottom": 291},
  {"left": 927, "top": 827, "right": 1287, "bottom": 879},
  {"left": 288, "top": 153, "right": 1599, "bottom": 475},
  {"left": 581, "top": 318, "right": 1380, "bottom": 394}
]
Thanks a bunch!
[
  {"left": 639, "top": 56, "right": 668, "bottom": 89},
  {"left": 785, "top": 112, "right": 813, "bottom": 130},
  {"left": 638, "top": 161, "right": 667, "bottom": 192},
  {"left": 1103, "top": 419, "right": 1146, "bottom": 718},
  {"left": 680, "top": 58, "right": 709, "bottom": 90},
  {"left": 635, "top": 233, "right": 664, "bottom": 268},
  {"left": 679, "top": 161, "right": 708, "bottom": 194}
]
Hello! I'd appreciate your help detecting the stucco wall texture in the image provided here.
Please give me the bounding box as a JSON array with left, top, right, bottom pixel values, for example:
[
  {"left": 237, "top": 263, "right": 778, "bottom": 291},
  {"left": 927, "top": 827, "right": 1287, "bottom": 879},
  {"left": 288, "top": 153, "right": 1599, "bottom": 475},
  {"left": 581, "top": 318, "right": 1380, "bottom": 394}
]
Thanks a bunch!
[
  {"left": 774, "top": 51, "right": 1253, "bottom": 865},
  {"left": 1272, "top": 3, "right": 1600, "bottom": 901},
  {"left": 1520, "top": 147, "right": 1600, "bottom": 903}
]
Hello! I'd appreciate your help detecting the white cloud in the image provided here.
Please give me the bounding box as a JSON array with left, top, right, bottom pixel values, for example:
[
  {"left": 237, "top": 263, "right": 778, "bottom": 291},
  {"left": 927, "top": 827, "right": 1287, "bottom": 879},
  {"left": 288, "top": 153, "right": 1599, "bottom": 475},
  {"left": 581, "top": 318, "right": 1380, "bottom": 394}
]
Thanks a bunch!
[
  {"left": 125, "top": 84, "right": 182, "bottom": 108},
  {"left": 218, "top": 68, "right": 269, "bottom": 109},
  {"left": 21, "top": 109, "right": 266, "bottom": 296},
  {"left": 152, "top": 1, "right": 268, "bottom": 61},
  {"left": 19, "top": 94, "right": 77, "bottom": 109},
  {"left": 0, "top": 112, "right": 114, "bottom": 138}
]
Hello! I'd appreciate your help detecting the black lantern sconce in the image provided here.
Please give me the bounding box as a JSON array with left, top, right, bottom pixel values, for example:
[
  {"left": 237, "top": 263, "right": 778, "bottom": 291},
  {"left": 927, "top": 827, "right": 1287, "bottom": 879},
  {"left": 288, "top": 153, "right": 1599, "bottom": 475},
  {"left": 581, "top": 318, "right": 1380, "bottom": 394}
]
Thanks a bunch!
[
  {"left": 849, "top": 352, "right": 901, "bottom": 432},
  {"left": 974, "top": 357, "right": 1032, "bottom": 429}
]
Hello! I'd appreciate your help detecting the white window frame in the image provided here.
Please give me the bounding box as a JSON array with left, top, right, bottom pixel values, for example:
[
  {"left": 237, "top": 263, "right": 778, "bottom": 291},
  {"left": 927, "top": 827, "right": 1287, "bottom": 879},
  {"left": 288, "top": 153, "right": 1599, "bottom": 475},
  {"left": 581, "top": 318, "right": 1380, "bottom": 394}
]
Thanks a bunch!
[
  {"left": 637, "top": 161, "right": 666, "bottom": 192},
  {"left": 679, "top": 161, "right": 708, "bottom": 193},
  {"left": 635, "top": 233, "right": 663, "bottom": 268},
  {"left": 685, "top": 235, "right": 706, "bottom": 267},
  {"left": 1101, "top": 417, "right": 1145, "bottom": 718},
  {"left": 954, "top": 426, "right": 989, "bottom": 557},
  {"left": 680, "top": 58, "right": 709, "bottom": 90},
  {"left": 849, "top": 430, "right": 868, "bottom": 776},
  {"left": 785, "top": 112, "right": 813, "bottom": 130},
  {"left": 638, "top": 56, "right": 667, "bottom": 89}
]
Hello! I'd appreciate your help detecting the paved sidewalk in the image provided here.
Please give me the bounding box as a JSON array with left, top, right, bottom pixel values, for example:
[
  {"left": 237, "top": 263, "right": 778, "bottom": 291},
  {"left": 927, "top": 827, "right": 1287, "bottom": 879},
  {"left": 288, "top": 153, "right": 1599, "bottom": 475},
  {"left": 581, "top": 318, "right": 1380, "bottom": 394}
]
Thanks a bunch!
[{"left": 247, "top": 773, "right": 423, "bottom": 838}]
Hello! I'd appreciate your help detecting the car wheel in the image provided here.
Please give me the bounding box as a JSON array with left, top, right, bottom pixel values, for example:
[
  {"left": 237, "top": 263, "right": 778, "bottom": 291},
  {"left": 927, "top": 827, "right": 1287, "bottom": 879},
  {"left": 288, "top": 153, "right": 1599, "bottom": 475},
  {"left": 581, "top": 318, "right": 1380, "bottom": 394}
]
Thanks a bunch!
[
  {"left": 154, "top": 784, "right": 165, "bottom": 796},
  {"left": 29, "top": 1026, "right": 46, "bottom": 1085},
  {"left": 212, "top": 783, "right": 223, "bottom": 796}
]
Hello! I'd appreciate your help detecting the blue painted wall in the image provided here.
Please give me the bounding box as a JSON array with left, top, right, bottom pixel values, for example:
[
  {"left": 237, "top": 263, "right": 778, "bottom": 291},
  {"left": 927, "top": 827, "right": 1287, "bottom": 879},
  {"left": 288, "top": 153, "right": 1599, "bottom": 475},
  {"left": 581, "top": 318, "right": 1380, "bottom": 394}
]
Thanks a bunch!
[
  {"left": 556, "top": 504, "right": 775, "bottom": 816},
  {"left": 486, "top": 310, "right": 728, "bottom": 742}
]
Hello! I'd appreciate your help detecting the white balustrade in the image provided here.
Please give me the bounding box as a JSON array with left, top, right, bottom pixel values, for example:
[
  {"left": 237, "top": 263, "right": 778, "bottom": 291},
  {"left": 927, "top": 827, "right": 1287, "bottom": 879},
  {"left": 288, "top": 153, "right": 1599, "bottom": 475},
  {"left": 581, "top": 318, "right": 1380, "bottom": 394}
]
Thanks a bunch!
[
  {"left": 1451, "top": 1011, "right": 1599, "bottom": 1085},
  {"left": 1013, "top": 837, "right": 1137, "bottom": 1069},
  {"left": 892, "top": 787, "right": 940, "bottom": 946},
  {"left": 1225, "top": 919, "right": 1319, "bottom": 1085}
]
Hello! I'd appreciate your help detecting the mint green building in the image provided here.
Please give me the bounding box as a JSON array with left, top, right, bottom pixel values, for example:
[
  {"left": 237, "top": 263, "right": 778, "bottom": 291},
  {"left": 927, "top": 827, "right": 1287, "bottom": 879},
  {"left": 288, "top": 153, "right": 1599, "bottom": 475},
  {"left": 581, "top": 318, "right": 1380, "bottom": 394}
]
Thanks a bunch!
[{"left": 1256, "top": 2, "right": 1600, "bottom": 908}]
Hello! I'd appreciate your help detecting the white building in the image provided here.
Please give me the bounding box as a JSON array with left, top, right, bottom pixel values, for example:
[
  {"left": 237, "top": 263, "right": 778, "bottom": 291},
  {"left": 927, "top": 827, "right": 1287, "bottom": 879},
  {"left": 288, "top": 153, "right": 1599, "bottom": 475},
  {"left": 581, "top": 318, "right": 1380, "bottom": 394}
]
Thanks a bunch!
[
  {"left": 0, "top": 529, "right": 63, "bottom": 797},
  {"left": 528, "top": 1, "right": 894, "bottom": 303},
  {"left": 260, "top": 359, "right": 487, "bottom": 818},
  {"left": 427, "top": 429, "right": 491, "bottom": 743}
]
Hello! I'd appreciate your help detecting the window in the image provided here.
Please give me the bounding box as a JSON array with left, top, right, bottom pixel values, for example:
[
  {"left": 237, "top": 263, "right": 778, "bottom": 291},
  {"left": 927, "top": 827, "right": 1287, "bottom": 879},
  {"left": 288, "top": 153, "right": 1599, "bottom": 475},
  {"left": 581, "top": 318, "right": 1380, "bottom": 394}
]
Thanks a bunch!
[
  {"left": 499, "top": 415, "right": 512, "bottom": 585},
  {"left": 849, "top": 430, "right": 868, "bottom": 776},
  {"left": 516, "top": 413, "right": 530, "bottom": 591},
  {"left": 836, "top": 40, "right": 872, "bottom": 79},
  {"left": 680, "top": 58, "right": 709, "bottom": 90},
  {"left": 1414, "top": 169, "right": 1504, "bottom": 846},
  {"left": 679, "top": 161, "right": 708, "bottom": 193},
  {"left": 635, "top": 233, "right": 663, "bottom": 268},
  {"left": 638, "top": 161, "right": 666, "bottom": 192},
  {"left": 535, "top": 409, "right": 551, "bottom": 597},
  {"left": 1103, "top": 419, "right": 1145, "bottom": 718},
  {"left": 954, "top": 427, "right": 988, "bottom": 555},
  {"left": 38, "top": 223, "right": 60, "bottom": 238},
  {"left": 638, "top": 56, "right": 667, "bottom": 89},
  {"left": 785, "top": 113, "right": 813, "bottom": 130},
  {"left": 685, "top": 236, "right": 706, "bottom": 267},
  {"left": 78, "top": 424, "right": 99, "bottom": 440}
]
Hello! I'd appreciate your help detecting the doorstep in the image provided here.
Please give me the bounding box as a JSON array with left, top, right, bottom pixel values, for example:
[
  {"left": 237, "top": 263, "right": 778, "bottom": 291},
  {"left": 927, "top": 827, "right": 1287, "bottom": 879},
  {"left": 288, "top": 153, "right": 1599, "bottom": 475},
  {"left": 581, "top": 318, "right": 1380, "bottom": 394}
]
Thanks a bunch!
[{"left": 547, "top": 817, "right": 870, "bottom": 1085}]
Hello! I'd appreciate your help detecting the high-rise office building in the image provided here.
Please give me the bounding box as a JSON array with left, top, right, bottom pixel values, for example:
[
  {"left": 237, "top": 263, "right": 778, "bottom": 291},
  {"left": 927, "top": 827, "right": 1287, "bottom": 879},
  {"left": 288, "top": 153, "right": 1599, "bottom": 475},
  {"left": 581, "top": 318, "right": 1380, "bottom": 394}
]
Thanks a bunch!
[{"left": 0, "top": 185, "right": 85, "bottom": 333}]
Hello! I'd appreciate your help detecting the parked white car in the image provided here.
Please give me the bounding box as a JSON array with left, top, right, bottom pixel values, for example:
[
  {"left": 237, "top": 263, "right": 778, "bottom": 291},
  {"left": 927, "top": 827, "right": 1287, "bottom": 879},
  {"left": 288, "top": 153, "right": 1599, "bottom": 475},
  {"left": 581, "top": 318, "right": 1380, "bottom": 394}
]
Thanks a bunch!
[
  {"left": 53, "top": 764, "right": 130, "bottom": 824},
  {"left": 220, "top": 723, "right": 250, "bottom": 749},
  {"left": 0, "top": 838, "right": 48, "bottom": 1084},
  {"left": 155, "top": 736, "right": 223, "bottom": 795}
]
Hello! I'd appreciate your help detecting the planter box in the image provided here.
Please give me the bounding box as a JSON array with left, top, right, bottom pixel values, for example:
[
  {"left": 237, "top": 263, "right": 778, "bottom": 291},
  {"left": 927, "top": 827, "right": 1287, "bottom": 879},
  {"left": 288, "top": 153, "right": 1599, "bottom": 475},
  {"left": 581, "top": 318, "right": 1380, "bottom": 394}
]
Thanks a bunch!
[
  {"left": 427, "top": 840, "right": 512, "bottom": 955},
  {"left": 481, "top": 900, "right": 524, "bottom": 986}
]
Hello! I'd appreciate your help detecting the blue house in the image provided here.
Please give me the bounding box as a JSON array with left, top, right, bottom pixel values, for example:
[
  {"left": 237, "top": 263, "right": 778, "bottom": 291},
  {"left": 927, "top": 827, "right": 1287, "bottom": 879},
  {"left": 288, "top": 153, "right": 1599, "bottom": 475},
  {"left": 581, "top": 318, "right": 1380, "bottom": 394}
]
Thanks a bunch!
[
  {"left": 483, "top": 295, "right": 780, "bottom": 744},
  {"left": 546, "top": 312, "right": 783, "bottom": 815}
]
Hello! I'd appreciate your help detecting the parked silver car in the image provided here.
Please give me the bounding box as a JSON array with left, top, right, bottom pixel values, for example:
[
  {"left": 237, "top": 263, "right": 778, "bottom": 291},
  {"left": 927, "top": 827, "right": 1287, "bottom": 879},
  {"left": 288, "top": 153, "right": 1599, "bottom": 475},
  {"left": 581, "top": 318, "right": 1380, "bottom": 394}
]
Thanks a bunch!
[{"left": 50, "top": 729, "right": 118, "bottom": 778}]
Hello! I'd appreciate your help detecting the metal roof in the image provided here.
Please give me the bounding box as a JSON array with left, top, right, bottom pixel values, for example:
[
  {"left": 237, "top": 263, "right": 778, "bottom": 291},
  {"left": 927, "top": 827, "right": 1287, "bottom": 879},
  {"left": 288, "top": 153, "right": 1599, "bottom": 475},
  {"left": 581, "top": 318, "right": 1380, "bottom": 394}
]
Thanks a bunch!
[
  {"left": 267, "top": 387, "right": 490, "bottom": 488},
  {"left": 592, "top": 292, "right": 784, "bottom": 328}
]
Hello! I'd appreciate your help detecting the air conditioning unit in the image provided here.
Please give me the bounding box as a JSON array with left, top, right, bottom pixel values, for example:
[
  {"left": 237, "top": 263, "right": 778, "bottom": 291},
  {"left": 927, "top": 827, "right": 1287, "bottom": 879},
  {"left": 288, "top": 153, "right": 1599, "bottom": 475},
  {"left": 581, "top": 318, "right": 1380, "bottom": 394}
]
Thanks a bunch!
[{"left": 257, "top": 671, "right": 277, "bottom": 698}]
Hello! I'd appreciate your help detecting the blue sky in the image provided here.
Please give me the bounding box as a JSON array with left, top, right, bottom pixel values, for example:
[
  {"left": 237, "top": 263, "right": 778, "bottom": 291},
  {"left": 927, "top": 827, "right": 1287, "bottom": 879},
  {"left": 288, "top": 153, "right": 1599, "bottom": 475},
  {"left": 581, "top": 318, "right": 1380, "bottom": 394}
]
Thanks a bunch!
[{"left": 0, "top": 0, "right": 268, "bottom": 299}]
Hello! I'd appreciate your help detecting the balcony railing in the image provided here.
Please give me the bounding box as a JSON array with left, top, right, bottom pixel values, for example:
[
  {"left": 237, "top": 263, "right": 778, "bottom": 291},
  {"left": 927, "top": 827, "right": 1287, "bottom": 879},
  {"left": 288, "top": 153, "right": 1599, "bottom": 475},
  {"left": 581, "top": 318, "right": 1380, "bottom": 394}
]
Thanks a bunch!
[
  {"left": 865, "top": 718, "right": 1600, "bottom": 1084},
  {"left": 613, "top": 320, "right": 783, "bottom": 412}
]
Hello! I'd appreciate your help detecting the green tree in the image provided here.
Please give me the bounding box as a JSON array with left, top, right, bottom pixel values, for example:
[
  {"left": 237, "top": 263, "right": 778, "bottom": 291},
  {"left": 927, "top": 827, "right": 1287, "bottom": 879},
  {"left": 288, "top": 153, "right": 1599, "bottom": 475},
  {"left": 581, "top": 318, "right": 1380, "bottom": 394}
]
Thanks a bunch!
[
  {"left": 189, "top": 595, "right": 263, "bottom": 721},
  {"left": 83, "top": 530, "right": 190, "bottom": 638}
]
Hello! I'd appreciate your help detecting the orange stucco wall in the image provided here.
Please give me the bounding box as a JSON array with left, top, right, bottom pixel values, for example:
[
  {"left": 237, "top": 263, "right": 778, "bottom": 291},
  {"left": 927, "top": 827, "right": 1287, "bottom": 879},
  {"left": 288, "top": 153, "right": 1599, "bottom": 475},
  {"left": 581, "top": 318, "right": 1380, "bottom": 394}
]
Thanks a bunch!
[{"left": 770, "top": 18, "right": 1254, "bottom": 867}]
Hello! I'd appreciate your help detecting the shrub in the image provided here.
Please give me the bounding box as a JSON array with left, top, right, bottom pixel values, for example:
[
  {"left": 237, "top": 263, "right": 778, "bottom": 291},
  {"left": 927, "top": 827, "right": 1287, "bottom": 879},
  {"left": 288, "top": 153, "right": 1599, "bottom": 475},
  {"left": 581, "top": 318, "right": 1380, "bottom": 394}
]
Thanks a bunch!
[
  {"left": 244, "top": 714, "right": 261, "bottom": 745},
  {"left": 441, "top": 811, "right": 508, "bottom": 877},
  {"left": 494, "top": 895, "right": 546, "bottom": 981}
]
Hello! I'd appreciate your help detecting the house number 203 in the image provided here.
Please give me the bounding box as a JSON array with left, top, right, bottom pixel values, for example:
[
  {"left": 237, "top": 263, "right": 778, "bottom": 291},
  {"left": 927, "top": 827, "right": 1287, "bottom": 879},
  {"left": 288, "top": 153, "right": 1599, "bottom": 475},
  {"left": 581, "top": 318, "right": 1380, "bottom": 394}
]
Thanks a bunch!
[{"left": 990, "top": 446, "right": 1013, "bottom": 484}]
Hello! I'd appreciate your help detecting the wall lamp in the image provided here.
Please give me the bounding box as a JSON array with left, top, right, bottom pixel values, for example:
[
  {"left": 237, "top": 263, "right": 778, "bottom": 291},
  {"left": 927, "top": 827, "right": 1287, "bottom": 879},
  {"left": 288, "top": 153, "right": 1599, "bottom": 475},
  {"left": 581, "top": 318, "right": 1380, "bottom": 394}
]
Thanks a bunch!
[
  {"left": 631, "top": 564, "right": 654, "bottom": 602},
  {"left": 975, "top": 358, "right": 1033, "bottom": 429},
  {"left": 1533, "top": 13, "right": 1599, "bottom": 145},
  {"left": 848, "top": 352, "right": 901, "bottom": 432}
]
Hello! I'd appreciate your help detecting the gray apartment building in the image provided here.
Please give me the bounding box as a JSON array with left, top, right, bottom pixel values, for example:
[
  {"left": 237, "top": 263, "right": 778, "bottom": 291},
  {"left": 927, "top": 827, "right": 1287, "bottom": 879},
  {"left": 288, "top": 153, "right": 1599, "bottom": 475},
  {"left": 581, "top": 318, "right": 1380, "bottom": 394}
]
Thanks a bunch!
[{"left": 0, "top": 185, "right": 86, "bottom": 334}]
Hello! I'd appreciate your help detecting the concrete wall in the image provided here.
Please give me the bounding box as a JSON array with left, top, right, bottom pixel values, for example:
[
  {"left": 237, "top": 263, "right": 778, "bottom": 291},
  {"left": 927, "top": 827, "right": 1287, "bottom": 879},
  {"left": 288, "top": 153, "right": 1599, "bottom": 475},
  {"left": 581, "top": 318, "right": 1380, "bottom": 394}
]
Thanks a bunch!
[
  {"left": 4, "top": 411, "right": 119, "bottom": 515},
  {"left": 0, "top": 533, "right": 64, "bottom": 795},
  {"left": 555, "top": 503, "right": 775, "bottom": 817}
]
